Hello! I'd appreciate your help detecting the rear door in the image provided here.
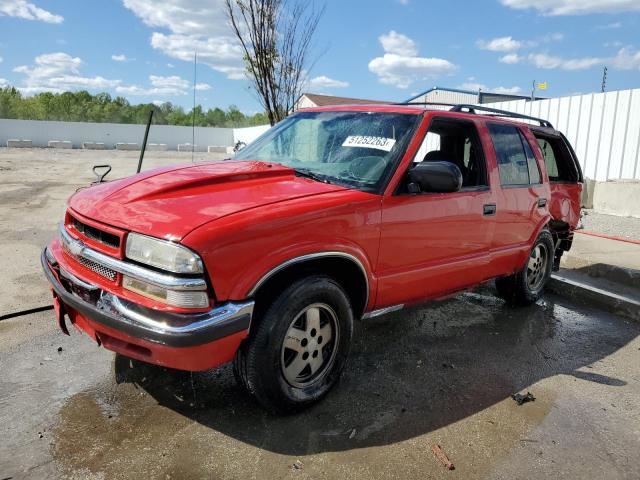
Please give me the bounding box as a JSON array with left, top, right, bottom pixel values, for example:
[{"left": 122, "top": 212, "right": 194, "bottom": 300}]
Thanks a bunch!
[
  {"left": 533, "top": 129, "right": 583, "bottom": 229},
  {"left": 376, "top": 116, "right": 496, "bottom": 307},
  {"left": 485, "top": 122, "right": 551, "bottom": 275}
]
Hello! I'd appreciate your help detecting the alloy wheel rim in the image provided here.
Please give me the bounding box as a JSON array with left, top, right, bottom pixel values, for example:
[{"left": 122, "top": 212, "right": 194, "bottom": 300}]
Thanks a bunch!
[
  {"left": 280, "top": 303, "right": 339, "bottom": 388},
  {"left": 526, "top": 243, "right": 548, "bottom": 292}
]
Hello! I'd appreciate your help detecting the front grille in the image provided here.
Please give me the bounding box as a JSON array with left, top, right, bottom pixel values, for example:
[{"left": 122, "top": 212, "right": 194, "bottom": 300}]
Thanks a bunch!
[
  {"left": 73, "top": 218, "right": 120, "bottom": 249},
  {"left": 78, "top": 256, "right": 117, "bottom": 281}
]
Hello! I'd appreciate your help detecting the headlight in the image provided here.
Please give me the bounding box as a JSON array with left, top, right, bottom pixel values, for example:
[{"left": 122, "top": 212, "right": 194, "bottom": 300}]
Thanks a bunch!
[{"left": 125, "top": 233, "right": 203, "bottom": 274}]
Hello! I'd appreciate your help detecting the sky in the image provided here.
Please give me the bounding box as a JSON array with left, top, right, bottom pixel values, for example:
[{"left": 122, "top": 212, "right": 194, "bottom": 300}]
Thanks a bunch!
[{"left": 1, "top": 0, "right": 640, "bottom": 112}]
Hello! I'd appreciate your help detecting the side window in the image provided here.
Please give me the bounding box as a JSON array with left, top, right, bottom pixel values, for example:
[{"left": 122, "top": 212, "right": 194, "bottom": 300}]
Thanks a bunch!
[
  {"left": 488, "top": 123, "right": 530, "bottom": 186},
  {"left": 520, "top": 131, "right": 541, "bottom": 184},
  {"left": 413, "top": 118, "right": 487, "bottom": 188},
  {"left": 537, "top": 138, "right": 561, "bottom": 179}
]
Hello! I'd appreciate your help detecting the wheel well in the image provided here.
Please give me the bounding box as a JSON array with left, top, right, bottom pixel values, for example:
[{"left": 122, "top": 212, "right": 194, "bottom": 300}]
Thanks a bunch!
[{"left": 251, "top": 257, "right": 369, "bottom": 320}]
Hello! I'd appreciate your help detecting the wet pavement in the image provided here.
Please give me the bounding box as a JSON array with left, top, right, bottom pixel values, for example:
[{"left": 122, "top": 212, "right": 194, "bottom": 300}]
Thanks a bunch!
[{"left": 2, "top": 288, "right": 639, "bottom": 479}]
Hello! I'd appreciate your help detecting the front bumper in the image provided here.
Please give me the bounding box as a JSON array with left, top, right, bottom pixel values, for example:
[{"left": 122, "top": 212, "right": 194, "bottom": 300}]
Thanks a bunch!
[{"left": 42, "top": 247, "right": 254, "bottom": 371}]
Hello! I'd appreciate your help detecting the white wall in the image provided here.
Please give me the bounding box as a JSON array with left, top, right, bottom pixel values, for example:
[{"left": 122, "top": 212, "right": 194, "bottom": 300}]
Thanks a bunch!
[
  {"left": 483, "top": 88, "right": 640, "bottom": 181},
  {"left": 233, "top": 124, "right": 271, "bottom": 145},
  {"left": 0, "top": 118, "right": 235, "bottom": 150}
]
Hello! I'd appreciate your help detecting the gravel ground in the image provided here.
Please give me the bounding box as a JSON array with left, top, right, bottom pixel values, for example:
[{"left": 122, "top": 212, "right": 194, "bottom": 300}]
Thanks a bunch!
[{"left": 580, "top": 210, "right": 640, "bottom": 241}]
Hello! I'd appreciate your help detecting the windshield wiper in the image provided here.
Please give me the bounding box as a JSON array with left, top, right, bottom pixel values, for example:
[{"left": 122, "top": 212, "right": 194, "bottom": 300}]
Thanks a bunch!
[{"left": 294, "top": 168, "right": 332, "bottom": 184}]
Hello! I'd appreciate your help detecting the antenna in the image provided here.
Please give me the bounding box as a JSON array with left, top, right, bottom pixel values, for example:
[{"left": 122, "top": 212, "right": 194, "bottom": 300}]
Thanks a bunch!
[
  {"left": 191, "top": 50, "right": 197, "bottom": 163},
  {"left": 601, "top": 66, "right": 608, "bottom": 93}
]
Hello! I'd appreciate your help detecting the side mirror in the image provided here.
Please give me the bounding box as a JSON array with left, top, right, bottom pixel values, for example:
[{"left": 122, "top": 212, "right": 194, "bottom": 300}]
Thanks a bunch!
[{"left": 406, "top": 161, "right": 462, "bottom": 193}]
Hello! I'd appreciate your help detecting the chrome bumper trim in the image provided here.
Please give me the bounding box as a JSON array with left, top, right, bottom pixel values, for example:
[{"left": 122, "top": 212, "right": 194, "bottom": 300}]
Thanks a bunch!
[
  {"left": 59, "top": 223, "right": 206, "bottom": 291},
  {"left": 42, "top": 247, "right": 253, "bottom": 347}
]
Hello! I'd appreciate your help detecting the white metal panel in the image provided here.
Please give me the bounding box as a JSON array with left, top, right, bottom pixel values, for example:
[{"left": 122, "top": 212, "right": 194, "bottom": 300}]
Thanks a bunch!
[
  {"left": 622, "top": 89, "right": 640, "bottom": 179},
  {"left": 574, "top": 94, "right": 594, "bottom": 175},
  {"left": 595, "top": 91, "right": 618, "bottom": 180},
  {"left": 608, "top": 90, "right": 630, "bottom": 180},
  {"left": 584, "top": 93, "right": 605, "bottom": 179}
]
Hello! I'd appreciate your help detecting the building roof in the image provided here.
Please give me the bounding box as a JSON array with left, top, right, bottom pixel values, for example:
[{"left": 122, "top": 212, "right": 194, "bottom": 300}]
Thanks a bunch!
[
  {"left": 404, "top": 86, "right": 544, "bottom": 103},
  {"left": 300, "top": 93, "right": 389, "bottom": 107}
]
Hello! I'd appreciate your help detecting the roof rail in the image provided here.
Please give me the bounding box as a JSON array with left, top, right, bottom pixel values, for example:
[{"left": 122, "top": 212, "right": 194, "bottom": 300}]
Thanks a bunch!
[
  {"left": 392, "top": 101, "right": 458, "bottom": 108},
  {"left": 449, "top": 104, "right": 554, "bottom": 128}
]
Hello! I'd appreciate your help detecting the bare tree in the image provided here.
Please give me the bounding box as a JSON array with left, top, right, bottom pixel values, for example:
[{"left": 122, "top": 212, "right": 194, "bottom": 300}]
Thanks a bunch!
[{"left": 225, "top": 0, "right": 324, "bottom": 125}]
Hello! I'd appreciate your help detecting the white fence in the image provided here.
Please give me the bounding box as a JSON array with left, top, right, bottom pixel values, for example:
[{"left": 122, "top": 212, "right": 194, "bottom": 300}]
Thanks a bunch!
[
  {"left": 0, "top": 119, "right": 272, "bottom": 151},
  {"left": 484, "top": 88, "right": 640, "bottom": 182}
]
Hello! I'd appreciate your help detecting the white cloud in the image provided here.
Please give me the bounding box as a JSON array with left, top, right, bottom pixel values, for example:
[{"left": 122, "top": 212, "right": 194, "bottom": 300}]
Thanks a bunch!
[
  {"left": 528, "top": 52, "right": 603, "bottom": 70},
  {"left": 0, "top": 56, "right": 3, "bottom": 63},
  {"left": 500, "top": 0, "right": 640, "bottom": 15},
  {"left": 111, "top": 54, "right": 128, "bottom": 62},
  {"left": 0, "top": 0, "right": 63, "bottom": 23},
  {"left": 459, "top": 82, "right": 522, "bottom": 95},
  {"left": 13, "top": 52, "right": 121, "bottom": 94},
  {"left": 610, "top": 46, "right": 640, "bottom": 70},
  {"left": 499, "top": 53, "right": 522, "bottom": 64},
  {"left": 476, "top": 36, "right": 522, "bottom": 52},
  {"left": 369, "top": 31, "right": 456, "bottom": 89},
  {"left": 150, "top": 32, "right": 245, "bottom": 79},
  {"left": 195, "top": 82, "right": 212, "bottom": 90},
  {"left": 379, "top": 30, "right": 419, "bottom": 56},
  {"left": 167, "top": 63, "right": 175, "bottom": 68},
  {"left": 397, "top": 0, "right": 409, "bottom": 4},
  {"left": 116, "top": 75, "right": 192, "bottom": 96},
  {"left": 596, "top": 21, "right": 622, "bottom": 29},
  {"left": 0, "top": 78, "right": 8, "bottom": 88},
  {"left": 308, "top": 75, "right": 349, "bottom": 89},
  {"left": 123, "top": 0, "right": 245, "bottom": 80}
]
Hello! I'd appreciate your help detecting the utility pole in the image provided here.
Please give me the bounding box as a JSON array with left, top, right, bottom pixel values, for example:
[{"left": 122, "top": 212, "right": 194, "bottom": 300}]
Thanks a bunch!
[
  {"left": 531, "top": 80, "right": 536, "bottom": 101},
  {"left": 601, "top": 66, "right": 608, "bottom": 93}
]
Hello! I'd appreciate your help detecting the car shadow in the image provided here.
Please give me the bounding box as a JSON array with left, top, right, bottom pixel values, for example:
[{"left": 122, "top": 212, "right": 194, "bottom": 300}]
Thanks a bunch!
[{"left": 113, "top": 287, "right": 637, "bottom": 456}]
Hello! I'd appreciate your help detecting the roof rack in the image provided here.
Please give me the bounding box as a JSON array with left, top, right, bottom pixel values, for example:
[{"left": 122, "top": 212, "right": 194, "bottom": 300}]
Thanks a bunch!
[
  {"left": 449, "top": 104, "right": 554, "bottom": 128},
  {"left": 392, "top": 101, "right": 458, "bottom": 108}
]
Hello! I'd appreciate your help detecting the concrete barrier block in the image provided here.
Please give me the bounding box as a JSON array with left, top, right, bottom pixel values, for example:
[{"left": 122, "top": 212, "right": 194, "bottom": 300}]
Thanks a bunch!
[
  {"left": 48, "top": 140, "right": 72, "bottom": 149},
  {"left": 178, "top": 143, "right": 197, "bottom": 152},
  {"left": 147, "top": 143, "right": 168, "bottom": 151},
  {"left": 82, "top": 142, "right": 106, "bottom": 150},
  {"left": 7, "top": 139, "right": 32, "bottom": 148},
  {"left": 207, "top": 145, "right": 227, "bottom": 153},
  {"left": 592, "top": 180, "right": 640, "bottom": 218},
  {"left": 207, "top": 146, "right": 235, "bottom": 154},
  {"left": 115, "top": 143, "right": 140, "bottom": 151}
]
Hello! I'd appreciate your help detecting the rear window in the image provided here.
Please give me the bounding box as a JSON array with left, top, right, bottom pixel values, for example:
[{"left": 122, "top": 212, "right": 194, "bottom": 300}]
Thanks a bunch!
[{"left": 488, "top": 123, "right": 540, "bottom": 186}]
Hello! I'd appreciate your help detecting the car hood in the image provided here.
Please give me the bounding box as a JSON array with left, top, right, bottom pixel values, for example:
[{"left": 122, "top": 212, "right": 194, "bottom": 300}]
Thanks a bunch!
[{"left": 69, "top": 161, "right": 347, "bottom": 240}]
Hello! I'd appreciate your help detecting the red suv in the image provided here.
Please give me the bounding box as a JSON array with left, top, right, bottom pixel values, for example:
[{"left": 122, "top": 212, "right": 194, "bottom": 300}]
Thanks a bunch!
[{"left": 42, "top": 104, "right": 583, "bottom": 413}]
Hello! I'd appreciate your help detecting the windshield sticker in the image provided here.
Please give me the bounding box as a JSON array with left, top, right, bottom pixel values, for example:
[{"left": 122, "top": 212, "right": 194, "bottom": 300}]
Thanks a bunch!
[{"left": 342, "top": 135, "right": 396, "bottom": 152}]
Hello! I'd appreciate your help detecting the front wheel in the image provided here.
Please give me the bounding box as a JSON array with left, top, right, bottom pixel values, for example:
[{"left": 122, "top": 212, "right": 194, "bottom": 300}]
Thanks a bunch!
[
  {"left": 495, "top": 230, "right": 554, "bottom": 306},
  {"left": 233, "top": 276, "right": 353, "bottom": 414}
]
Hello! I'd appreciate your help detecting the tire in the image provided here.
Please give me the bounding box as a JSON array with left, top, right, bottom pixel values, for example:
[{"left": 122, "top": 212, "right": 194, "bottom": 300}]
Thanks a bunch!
[
  {"left": 233, "top": 275, "right": 354, "bottom": 414},
  {"left": 495, "top": 230, "right": 554, "bottom": 306}
]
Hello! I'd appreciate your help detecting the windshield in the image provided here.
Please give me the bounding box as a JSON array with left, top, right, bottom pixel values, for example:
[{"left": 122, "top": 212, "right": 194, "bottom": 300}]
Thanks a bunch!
[{"left": 233, "top": 111, "right": 420, "bottom": 192}]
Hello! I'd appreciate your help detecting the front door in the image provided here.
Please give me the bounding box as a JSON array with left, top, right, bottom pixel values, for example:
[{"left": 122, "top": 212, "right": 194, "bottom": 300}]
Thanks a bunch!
[{"left": 376, "top": 117, "right": 496, "bottom": 308}]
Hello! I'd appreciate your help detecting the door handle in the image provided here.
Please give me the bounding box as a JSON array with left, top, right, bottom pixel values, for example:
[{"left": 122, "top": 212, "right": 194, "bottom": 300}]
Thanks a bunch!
[
  {"left": 483, "top": 203, "right": 496, "bottom": 216},
  {"left": 537, "top": 197, "right": 547, "bottom": 208}
]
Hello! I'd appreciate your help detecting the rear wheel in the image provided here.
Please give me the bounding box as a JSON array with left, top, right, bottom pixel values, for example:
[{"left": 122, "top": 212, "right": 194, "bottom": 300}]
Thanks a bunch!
[
  {"left": 233, "top": 276, "right": 353, "bottom": 414},
  {"left": 495, "top": 230, "right": 554, "bottom": 306}
]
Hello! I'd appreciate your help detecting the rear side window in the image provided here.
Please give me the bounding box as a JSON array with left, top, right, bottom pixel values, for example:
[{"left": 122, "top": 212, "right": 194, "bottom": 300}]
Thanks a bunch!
[
  {"left": 488, "top": 123, "right": 536, "bottom": 186},
  {"left": 535, "top": 133, "right": 582, "bottom": 183}
]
